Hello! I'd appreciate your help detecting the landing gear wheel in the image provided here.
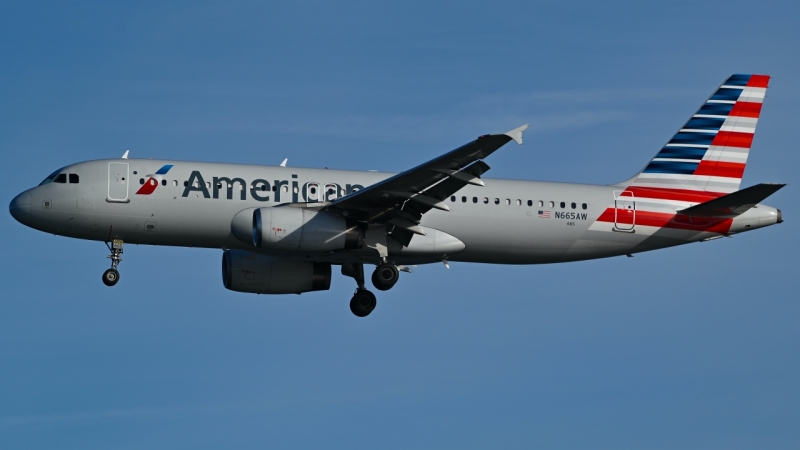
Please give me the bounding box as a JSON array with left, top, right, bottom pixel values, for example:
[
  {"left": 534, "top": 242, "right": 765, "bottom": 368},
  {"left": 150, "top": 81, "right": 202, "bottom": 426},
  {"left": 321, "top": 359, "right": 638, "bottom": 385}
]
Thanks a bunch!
[
  {"left": 103, "top": 240, "right": 124, "bottom": 287},
  {"left": 371, "top": 263, "right": 399, "bottom": 291},
  {"left": 102, "top": 268, "right": 120, "bottom": 287},
  {"left": 350, "top": 289, "right": 377, "bottom": 317}
]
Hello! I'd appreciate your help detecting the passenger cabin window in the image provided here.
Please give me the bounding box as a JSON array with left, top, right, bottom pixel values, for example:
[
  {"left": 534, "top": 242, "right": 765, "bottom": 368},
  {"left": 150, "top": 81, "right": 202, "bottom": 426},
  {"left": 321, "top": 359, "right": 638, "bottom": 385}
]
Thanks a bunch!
[
  {"left": 461, "top": 196, "right": 467, "bottom": 203},
  {"left": 571, "top": 202, "right": 576, "bottom": 209},
  {"left": 473, "top": 197, "right": 478, "bottom": 203},
  {"left": 505, "top": 199, "right": 510, "bottom": 205},
  {"left": 527, "top": 200, "right": 533, "bottom": 207},
  {"left": 140, "top": 178, "right": 145, "bottom": 185},
  {"left": 538, "top": 200, "right": 544, "bottom": 207},
  {"left": 560, "top": 202, "right": 565, "bottom": 208},
  {"left": 325, "top": 184, "right": 338, "bottom": 200},
  {"left": 451, "top": 196, "right": 456, "bottom": 202},
  {"left": 54, "top": 174, "right": 67, "bottom": 183},
  {"left": 494, "top": 198, "right": 500, "bottom": 205},
  {"left": 173, "top": 180, "right": 178, "bottom": 187},
  {"left": 516, "top": 199, "right": 521, "bottom": 206},
  {"left": 484, "top": 197, "right": 489, "bottom": 204},
  {"left": 68, "top": 174, "right": 79, "bottom": 184},
  {"left": 582, "top": 203, "right": 588, "bottom": 210},
  {"left": 161, "top": 179, "right": 167, "bottom": 186}
]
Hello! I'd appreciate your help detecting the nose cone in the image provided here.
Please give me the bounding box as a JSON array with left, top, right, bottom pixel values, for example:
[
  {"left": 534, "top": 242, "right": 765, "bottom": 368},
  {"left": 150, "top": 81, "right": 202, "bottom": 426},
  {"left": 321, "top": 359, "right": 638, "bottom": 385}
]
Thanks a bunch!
[{"left": 9, "top": 191, "right": 32, "bottom": 224}]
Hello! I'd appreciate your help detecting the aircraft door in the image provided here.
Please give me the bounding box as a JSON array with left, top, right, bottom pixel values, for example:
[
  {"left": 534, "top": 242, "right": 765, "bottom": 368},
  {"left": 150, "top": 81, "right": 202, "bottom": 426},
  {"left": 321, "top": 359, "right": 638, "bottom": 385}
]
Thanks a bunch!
[
  {"left": 306, "top": 182, "right": 321, "bottom": 202},
  {"left": 613, "top": 190, "right": 635, "bottom": 231},
  {"left": 108, "top": 162, "right": 130, "bottom": 202}
]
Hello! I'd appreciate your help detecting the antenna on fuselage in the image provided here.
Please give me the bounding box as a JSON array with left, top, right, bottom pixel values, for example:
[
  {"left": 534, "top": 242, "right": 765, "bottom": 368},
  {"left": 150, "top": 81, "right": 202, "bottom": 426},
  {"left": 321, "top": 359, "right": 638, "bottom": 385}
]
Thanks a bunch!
[
  {"left": 279, "top": 158, "right": 288, "bottom": 167},
  {"left": 121, "top": 150, "right": 130, "bottom": 159}
]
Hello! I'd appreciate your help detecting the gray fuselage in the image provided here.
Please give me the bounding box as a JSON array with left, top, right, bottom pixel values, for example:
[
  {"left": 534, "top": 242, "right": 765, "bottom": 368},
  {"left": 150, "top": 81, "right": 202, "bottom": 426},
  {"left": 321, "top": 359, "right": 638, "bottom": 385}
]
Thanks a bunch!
[{"left": 9, "top": 158, "right": 781, "bottom": 267}]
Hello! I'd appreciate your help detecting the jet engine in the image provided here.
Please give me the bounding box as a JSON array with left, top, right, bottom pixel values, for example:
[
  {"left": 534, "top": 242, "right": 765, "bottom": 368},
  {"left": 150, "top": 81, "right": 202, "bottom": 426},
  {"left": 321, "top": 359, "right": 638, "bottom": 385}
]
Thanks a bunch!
[
  {"left": 221, "top": 249, "right": 331, "bottom": 294},
  {"left": 231, "top": 207, "right": 364, "bottom": 252}
]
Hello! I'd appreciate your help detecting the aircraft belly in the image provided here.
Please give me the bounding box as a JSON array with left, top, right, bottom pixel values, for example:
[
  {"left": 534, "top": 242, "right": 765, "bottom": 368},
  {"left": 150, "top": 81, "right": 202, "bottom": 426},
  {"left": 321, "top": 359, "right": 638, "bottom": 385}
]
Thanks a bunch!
[{"left": 422, "top": 207, "right": 586, "bottom": 264}]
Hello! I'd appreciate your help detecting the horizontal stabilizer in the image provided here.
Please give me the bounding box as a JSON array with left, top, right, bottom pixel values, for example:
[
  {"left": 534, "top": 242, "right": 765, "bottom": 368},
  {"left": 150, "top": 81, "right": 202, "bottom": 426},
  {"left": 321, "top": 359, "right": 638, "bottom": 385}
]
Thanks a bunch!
[{"left": 677, "top": 183, "right": 785, "bottom": 218}]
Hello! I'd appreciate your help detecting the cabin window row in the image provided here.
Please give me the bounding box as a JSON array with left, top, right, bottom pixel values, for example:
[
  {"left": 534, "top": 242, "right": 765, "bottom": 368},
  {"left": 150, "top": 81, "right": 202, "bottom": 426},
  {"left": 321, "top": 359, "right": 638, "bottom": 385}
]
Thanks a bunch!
[{"left": 449, "top": 196, "right": 587, "bottom": 210}]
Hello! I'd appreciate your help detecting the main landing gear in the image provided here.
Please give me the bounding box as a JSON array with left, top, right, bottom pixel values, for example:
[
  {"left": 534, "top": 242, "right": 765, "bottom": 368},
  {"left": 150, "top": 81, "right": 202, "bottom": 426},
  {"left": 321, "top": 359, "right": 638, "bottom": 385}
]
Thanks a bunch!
[
  {"left": 372, "top": 263, "right": 399, "bottom": 291},
  {"left": 102, "top": 239, "right": 124, "bottom": 287},
  {"left": 350, "top": 289, "right": 377, "bottom": 318},
  {"left": 342, "top": 261, "right": 401, "bottom": 317}
]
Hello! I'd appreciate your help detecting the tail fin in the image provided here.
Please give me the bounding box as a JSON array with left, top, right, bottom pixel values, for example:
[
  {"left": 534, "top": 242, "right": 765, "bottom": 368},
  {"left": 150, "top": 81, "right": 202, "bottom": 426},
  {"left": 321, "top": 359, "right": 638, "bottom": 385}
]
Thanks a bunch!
[{"left": 627, "top": 74, "right": 770, "bottom": 195}]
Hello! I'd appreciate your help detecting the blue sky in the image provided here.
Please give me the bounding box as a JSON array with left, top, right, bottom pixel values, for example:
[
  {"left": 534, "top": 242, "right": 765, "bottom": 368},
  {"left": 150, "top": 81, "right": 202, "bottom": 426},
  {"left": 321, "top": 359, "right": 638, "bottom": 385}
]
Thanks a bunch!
[{"left": 1, "top": 1, "right": 798, "bottom": 448}]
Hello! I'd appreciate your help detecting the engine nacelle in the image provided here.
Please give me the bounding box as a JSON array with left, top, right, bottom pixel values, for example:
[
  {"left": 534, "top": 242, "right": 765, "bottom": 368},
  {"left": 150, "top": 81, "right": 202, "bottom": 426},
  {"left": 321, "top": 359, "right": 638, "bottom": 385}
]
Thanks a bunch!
[
  {"left": 231, "top": 206, "right": 363, "bottom": 252},
  {"left": 222, "top": 249, "right": 331, "bottom": 294}
]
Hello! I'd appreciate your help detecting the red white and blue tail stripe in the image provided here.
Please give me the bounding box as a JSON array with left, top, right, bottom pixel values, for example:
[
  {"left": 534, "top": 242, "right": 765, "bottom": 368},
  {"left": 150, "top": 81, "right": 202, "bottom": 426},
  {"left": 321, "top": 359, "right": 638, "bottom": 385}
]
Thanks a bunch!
[
  {"left": 629, "top": 74, "right": 769, "bottom": 195},
  {"left": 590, "top": 75, "right": 771, "bottom": 238}
]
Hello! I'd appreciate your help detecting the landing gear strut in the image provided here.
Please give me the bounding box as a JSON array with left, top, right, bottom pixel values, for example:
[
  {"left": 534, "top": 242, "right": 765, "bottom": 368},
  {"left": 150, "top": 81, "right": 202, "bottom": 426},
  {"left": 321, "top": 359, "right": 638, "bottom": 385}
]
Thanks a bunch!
[
  {"left": 342, "top": 263, "right": 377, "bottom": 317},
  {"left": 103, "top": 239, "right": 123, "bottom": 287}
]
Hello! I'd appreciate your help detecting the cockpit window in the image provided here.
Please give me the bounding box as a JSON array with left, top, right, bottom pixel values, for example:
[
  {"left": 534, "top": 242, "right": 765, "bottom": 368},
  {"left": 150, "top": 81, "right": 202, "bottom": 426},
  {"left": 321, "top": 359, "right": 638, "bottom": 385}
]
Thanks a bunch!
[
  {"left": 69, "top": 174, "right": 79, "bottom": 184},
  {"left": 39, "top": 168, "right": 66, "bottom": 186},
  {"left": 53, "top": 174, "right": 67, "bottom": 183}
]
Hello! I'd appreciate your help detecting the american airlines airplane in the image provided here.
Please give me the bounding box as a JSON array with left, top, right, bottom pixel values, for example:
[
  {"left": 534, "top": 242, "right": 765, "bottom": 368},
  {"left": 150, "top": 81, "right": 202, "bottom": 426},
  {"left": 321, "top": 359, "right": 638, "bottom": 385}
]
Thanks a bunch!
[{"left": 9, "top": 74, "right": 784, "bottom": 317}]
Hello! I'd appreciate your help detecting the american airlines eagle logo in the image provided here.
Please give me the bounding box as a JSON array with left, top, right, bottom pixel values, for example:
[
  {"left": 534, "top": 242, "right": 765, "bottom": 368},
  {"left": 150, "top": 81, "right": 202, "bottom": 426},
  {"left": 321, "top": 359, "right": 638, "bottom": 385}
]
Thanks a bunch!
[{"left": 135, "top": 165, "right": 174, "bottom": 195}]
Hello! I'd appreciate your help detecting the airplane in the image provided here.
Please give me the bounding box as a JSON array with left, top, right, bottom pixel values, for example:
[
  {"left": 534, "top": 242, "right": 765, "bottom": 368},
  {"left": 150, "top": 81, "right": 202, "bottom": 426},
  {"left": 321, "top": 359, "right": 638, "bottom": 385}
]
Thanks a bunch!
[{"left": 9, "top": 74, "right": 784, "bottom": 317}]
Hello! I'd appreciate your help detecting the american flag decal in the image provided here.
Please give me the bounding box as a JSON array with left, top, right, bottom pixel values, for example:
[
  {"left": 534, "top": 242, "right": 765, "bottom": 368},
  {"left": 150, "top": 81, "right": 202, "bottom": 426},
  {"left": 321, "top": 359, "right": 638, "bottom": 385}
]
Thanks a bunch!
[{"left": 538, "top": 210, "right": 550, "bottom": 218}]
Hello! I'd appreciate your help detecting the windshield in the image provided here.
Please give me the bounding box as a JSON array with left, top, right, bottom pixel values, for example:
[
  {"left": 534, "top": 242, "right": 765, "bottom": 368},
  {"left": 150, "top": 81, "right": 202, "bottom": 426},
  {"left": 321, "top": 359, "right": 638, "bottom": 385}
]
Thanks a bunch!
[{"left": 38, "top": 167, "right": 67, "bottom": 186}]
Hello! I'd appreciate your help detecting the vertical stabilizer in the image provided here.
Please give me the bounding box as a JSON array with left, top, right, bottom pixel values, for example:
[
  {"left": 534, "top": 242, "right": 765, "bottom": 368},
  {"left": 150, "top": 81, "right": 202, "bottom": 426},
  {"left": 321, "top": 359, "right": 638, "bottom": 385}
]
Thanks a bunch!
[{"left": 627, "top": 74, "right": 770, "bottom": 195}]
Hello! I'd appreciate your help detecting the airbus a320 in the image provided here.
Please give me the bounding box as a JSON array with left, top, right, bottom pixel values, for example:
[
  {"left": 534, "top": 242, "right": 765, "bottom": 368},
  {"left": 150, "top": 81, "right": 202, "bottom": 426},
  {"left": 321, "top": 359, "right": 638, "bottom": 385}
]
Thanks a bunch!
[{"left": 9, "top": 74, "right": 784, "bottom": 317}]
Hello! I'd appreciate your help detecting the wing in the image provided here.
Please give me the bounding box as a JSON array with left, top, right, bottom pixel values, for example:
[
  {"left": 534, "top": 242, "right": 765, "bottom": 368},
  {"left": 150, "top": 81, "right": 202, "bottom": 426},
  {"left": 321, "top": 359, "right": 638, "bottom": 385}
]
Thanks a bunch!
[{"left": 326, "top": 125, "right": 528, "bottom": 245}]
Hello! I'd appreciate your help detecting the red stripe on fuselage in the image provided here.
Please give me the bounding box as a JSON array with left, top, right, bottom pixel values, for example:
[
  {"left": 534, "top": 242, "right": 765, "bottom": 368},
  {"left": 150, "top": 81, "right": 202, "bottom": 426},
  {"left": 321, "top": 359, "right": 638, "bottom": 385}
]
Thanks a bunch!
[
  {"left": 624, "top": 187, "right": 725, "bottom": 203},
  {"left": 596, "top": 208, "right": 733, "bottom": 233}
]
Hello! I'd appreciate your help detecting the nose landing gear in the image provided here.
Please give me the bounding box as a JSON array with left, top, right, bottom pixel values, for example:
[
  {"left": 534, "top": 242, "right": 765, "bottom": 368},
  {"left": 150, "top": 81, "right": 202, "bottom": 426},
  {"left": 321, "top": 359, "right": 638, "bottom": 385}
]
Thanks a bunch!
[
  {"left": 102, "top": 268, "right": 120, "bottom": 286},
  {"left": 102, "top": 239, "right": 124, "bottom": 287}
]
